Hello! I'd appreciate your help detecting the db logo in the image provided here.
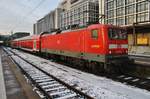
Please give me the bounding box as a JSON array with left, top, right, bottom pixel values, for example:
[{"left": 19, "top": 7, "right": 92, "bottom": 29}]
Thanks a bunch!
[
  {"left": 57, "top": 40, "right": 60, "bottom": 44},
  {"left": 117, "top": 44, "right": 121, "bottom": 48}
]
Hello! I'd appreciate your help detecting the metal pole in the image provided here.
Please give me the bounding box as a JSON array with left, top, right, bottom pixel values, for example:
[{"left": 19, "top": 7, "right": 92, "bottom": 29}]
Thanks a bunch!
[
  {"left": 146, "top": 0, "right": 150, "bottom": 21},
  {"left": 133, "top": 23, "right": 136, "bottom": 46},
  {"left": 10, "top": 30, "right": 13, "bottom": 41},
  {"left": 146, "top": 0, "right": 150, "bottom": 47}
]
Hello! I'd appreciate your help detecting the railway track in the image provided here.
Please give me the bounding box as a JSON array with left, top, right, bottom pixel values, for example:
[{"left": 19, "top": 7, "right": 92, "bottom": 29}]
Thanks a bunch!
[
  {"left": 5, "top": 47, "right": 150, "bottom": 92},
  {"left": 4, "top": 48, "right": 93, "bottom": 99},
  {"left": 129, "top": 55, "right": 150, "bottom": 66},
  {"left": 106, "top": 74, "right": 150, "bottom": 91}
]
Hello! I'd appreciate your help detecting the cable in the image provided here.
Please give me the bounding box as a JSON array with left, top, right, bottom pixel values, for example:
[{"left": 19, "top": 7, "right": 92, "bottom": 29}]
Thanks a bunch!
[
  {"left": 11, "top": 0, "right": 47, "bottom": 32},
  {"left": 27, "top": 0, "right": 46, "bottom": 16}
]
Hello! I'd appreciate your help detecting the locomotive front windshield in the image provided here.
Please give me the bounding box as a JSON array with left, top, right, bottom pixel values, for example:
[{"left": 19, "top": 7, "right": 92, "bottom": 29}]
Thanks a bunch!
[{"left": 108, "top": 28, "right": 127, "bottom": 40}]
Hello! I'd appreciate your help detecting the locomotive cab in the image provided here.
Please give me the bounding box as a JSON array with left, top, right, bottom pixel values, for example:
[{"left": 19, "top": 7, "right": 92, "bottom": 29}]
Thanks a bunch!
[{"left": 106, "top": 27, "right": 129, "bottom": 64}]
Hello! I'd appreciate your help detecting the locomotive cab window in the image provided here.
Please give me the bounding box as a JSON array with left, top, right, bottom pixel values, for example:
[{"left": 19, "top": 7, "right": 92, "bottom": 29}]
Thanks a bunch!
[
  {"left": 91, "top": 29, "right": 98, "bottom": 39},
  {"left": 108, "top": 28, "right": 127, "bottom": 40}
]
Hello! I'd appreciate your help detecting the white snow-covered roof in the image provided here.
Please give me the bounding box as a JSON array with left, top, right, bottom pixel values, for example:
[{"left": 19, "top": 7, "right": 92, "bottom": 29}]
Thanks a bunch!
[{"left": 13, "top": 36, "right": 33, "bottom": 41}]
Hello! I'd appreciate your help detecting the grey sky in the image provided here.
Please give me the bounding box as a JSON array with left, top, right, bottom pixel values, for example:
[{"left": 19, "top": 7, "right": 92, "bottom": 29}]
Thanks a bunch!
[{"left": 0, "top": 0, "right": 60, "bottom": 35}]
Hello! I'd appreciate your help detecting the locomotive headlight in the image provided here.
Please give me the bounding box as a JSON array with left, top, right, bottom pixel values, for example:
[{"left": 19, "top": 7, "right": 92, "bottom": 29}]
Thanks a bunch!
[
  {"left": 109, "top": 50, "right": 112, "bottom": 54},
  {"left": 126, "top": 50, "right": 128, "bottom": 53}
]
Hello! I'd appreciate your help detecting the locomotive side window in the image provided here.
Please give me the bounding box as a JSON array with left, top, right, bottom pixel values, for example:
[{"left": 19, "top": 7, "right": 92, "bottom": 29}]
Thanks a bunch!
[{"left": 91, "top": 29, "right": 98, "bottom": 39}]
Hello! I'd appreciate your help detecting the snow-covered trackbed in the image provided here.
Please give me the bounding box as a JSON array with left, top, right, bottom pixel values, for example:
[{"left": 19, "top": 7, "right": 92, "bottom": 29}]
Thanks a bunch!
[
  {"left": 4, "top": 48, "right": 93, "bottom": 99},
  {"left": 4, "top": 47, "right": 150, "bottom": 99}
]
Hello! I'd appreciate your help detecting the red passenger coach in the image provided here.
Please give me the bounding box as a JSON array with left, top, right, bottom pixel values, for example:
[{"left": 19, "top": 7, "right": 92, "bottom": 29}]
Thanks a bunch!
[{"left": 11, "top": 35, "right": 40, "bottom": 52}]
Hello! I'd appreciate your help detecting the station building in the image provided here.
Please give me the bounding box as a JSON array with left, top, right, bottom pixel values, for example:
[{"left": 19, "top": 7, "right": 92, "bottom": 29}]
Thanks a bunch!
[
  {"left": 33, "top": 8, "right": 62, "bottom": 34},
  {"left": 101, "top": 0, "right": 150, "bottom": 55},
  {"left": 33, "top": 0, "right": 99, "bottom": 34},
  {"left": 60, "top": 0, "right": 99, "bottom": 29}
]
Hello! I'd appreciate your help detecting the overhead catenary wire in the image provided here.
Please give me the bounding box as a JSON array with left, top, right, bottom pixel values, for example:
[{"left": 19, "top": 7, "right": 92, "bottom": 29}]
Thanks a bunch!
[{"left": 11, "top": 0, "right": 47, "bottom": 32}]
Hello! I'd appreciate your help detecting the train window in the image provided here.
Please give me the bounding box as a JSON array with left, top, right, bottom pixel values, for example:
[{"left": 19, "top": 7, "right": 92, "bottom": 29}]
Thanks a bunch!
[
  {"left": 108, "top": 28, "right": 127, "bottom": 40},
  {"left": 91, "top": 29, "right": 98, "bottom": 39}
]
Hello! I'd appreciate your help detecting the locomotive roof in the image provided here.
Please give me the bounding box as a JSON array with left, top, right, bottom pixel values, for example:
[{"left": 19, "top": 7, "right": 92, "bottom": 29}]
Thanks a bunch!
[
  {"left": 13, "top": 35, "right": 39, "bottom": 41},
  {"left": 12, "top": 24, "right": 124, "bottom": 41},
  {"left": 43, "top": 24, "right": 121, "bottom": 36}
]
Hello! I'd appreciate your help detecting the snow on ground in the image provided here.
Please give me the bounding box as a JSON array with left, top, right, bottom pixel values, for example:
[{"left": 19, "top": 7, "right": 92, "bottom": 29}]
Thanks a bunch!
[{"left": 7, "top": 48, "right": 150, "bottom": 99}]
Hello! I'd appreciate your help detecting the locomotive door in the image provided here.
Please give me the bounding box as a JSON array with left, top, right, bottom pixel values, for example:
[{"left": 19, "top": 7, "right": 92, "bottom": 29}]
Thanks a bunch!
[
  {"left": 87, "top": 28, "right": 101, "bottom": 53},
  {"left": 84, "top": 27, "right": 105, "bottom": 62}
]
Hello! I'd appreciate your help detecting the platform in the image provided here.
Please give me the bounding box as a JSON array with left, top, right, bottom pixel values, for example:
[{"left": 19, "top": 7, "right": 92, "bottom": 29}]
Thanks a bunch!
[
  {"left": 129, "top": 46, "right": 150, "bottom": 56},
  {"left": 0, "top": 54, "right": 7, "bottom": 99},
  {"left": 0, "top": 48, "right": 41, "bottom": 99},
  {"left": 129, "top": 53, "right": 150, "bottom": 66}
]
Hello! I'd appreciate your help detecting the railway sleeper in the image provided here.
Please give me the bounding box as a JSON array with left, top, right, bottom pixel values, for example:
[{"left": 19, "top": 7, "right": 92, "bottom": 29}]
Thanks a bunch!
[{"left": 5, "top": 49, "right": 93, "bottom": 99}]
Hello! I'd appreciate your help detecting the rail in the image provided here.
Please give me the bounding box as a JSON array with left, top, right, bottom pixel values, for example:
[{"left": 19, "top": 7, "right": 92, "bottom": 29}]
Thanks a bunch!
[{"left": 4, "top": 48, "right": 94, "bottom": 99}]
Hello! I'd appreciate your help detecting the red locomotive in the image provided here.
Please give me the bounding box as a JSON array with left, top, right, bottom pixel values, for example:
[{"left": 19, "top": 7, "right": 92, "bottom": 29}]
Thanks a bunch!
[{"left": 11, "top": 24, "right": 129, "bottom": 72}]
